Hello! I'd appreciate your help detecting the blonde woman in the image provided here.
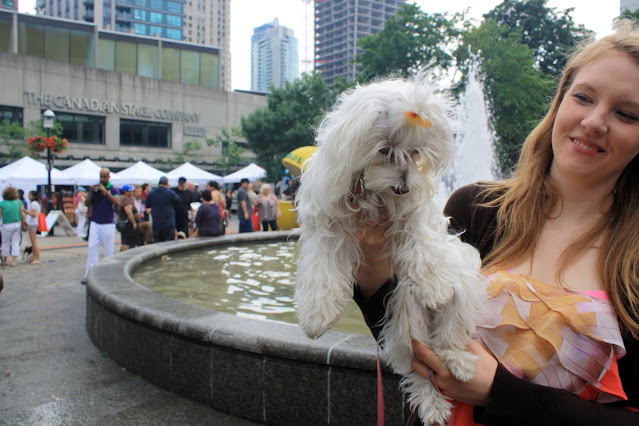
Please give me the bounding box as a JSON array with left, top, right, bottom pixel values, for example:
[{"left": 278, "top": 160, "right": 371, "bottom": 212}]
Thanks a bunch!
[
  {"left": 354, "top": 20, "right": 639, "bottom": 423},
  {"left": 254, "top": 184, "right": 280, "bottom": 231}
]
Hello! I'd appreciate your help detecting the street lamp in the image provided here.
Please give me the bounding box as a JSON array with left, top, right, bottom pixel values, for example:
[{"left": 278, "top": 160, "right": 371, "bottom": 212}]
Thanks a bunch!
[{"left": 43, "top": 109, "right": 55, "bottom": 213}]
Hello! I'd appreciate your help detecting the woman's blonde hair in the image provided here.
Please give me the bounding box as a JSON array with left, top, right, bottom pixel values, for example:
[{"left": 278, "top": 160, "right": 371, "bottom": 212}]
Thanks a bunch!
[{"left": 481, "top": 19, "right": 639, "bottom": 338}]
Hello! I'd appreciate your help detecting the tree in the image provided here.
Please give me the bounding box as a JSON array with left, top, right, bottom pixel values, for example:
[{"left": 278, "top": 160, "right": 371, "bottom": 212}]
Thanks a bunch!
[
  {"left": 241, "top": 72, "right": 335, "bottom": 181},
  {"left": 0, "top": 119, "right": 64, "bottom": 163},
  {"left": 355, "top": 3, "right": 464, "bottom": 82},
  {"left": 621, "top": 8, "right": 639, "bottom": 21},
  {"left": 206, "top": 127, "right": 245, "bottom": 174},
  {"left": 459, "top": 20, "right": 555, "bottom": 174},
  {"left": 483, "top": 0, "right": 593, "bottom": 76}
]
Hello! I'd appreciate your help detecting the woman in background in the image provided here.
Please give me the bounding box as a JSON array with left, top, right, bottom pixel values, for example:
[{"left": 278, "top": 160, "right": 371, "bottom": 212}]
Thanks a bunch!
[
  {"left": 24, "top": 191, "right": 41, "bottom": 264},
  {"left": 194, "top": 189, "right": 223, "bottom": 237},
  {"left": 0, "top": 187, "right": 25, "bottom": 267}
]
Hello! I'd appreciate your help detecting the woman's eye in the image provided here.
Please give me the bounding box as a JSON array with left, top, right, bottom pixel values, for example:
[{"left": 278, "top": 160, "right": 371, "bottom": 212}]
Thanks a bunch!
[
  {"left": 574, "top": 93, "right": 590, "bottom": 103},
  {"left": 617, "top": 110, "right": 639, "bottom": 122}
]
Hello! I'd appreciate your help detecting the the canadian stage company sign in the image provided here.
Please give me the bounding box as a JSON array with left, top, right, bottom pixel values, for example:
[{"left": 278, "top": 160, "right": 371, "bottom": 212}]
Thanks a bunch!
[{"left": 24, "top": 92, "right": 200, "bottom": 123}]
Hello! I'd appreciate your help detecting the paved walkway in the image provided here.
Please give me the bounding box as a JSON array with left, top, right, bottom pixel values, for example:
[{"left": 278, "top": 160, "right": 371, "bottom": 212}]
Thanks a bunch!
[{"left": 0, "top": 217, "right": 260, "bottom": 425}]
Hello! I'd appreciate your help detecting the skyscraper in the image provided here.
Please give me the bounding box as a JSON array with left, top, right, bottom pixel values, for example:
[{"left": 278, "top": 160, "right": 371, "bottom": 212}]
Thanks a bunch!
[
  {"left": 621, "top": 0, "right": 639, "bottom": 12},
  {"left": 251, "top": 18, "right": 299, "bottom": 93},
  {"left": 36, "top": 0, "right": 231, "bottom": 91},
  {"left": 314, "top": 0, "right": 406, "bottom": 86}
]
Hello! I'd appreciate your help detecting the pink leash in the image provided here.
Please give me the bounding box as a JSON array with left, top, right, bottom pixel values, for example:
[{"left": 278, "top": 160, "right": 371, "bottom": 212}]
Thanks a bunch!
[{"left": 377, "top": 347, "right": 384, "bottom": 426}]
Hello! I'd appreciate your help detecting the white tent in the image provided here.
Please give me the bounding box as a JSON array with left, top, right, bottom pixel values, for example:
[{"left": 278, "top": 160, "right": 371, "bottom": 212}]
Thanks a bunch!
[
  {"left": 59, "top": 158, "right": 103, "bottom": 186},
  {"left": 222, "top": 163, "right": 267, "bottom": 184},
  {"left": 166, "top": 162, "right": 223, "bottom": 186},
  {"left": 110, "top": 161, "right": 167, "bottom": 186},
  {"left": 0, "top": 156, "right": 74, "bottom": 187}
]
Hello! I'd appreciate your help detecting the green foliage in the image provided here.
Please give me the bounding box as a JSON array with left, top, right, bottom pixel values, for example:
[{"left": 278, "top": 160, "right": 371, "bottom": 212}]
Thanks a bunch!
[
  {"left": 206, "top": 127, "right": 245, "bottom": 174},
  {"left": 459, "top": 20, "right": 555, "bottom": 175},
  {"left": 154, "top": 139, "right": 203, "bottom": 168},
  {"left": 241, "top": 72, "right": 335, "bottom": 181},
  {"left": 356, "top": 3, "right": 464, "bottom": 82},
  {"left": 0, "top": 120, "right": 27, "bottom": 162},
  {"left": 483, "top": 0, "right": 593, "bottom": 76},
  {"left": 621, "top": 8, "right": 639, "bottom": 21}
]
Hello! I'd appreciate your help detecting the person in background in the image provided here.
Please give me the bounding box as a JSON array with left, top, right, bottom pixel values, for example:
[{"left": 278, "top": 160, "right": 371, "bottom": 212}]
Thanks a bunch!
[
  {"left": 171, "top": 176, "right": 192, "bottom": 238},
  {"left": 118, "top": 185, "right": 140, "bottom": 252},
  {"left": 17, "top": 189, "right": 27, "bottom": 209},
  {"left": 283, "top": 178, "right": 299, "bottom": 201},
  {"left": 354, "top": 20, "right": 639, "bottom": 424},
  {"left": 188, "top": 182, "right": 201, "bottom": 203},
  {"left": 193, "top": 189, "right": 224, "bottom": 237},
  {"left": 74, "top": 187, "right": 88, "bottom": 238},
  {"left": 146, "top": 176, "right": 181, "bottom": 243},
  {"left": 23, "top": 191, "right": 41, "bottom": 264},
  {"left": 0, "top": 187, "right": 25, "bottom": 267},
  {"left": 141, "top": 183, "right": 150, "bottom": 200},
  {"left": 224, "top": 188, "right": 233, "bottom": 218},
  {"left": 82, "top": 168, "right": 120, "bottom": 285},
  {"left": 254, "top": 184, "right": 279, "bottom": 231},
  {"left": 132, "top": 185, "right": 146, "bottom": 222},
  {"left": 237, "top": 178, "right": 253, "bottom": 233}
]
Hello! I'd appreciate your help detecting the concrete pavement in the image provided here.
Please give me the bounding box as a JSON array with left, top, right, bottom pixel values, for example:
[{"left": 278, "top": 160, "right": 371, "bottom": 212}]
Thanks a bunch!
[{"left": 0, "top": 216, "right": 260, "bottom": 425}]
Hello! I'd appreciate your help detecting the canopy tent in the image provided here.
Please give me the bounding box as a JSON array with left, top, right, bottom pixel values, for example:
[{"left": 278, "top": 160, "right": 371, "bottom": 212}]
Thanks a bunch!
[
  {"left": 282, "top": 146, "right": 317, "bottom": 177},
  {"left": 222, "top": 163, "right": 267, "bottom": 184},
  {"left": 110, "top": 161, "right": 166, "bottom": 186},
  {"left": 166, "top": 162, "right": 223, "bottom": 186},
  {"left": 59, "top": 158, "right": 103, "bottom": 186},
  {"left": 0, "top": 156, "right": 73, "bottom": 186}
]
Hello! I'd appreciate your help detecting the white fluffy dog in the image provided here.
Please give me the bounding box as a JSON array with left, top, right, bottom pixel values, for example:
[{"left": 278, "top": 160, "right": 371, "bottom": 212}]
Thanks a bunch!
[{"left": 294, "top": 75, "right": 486, "bottom": 425}]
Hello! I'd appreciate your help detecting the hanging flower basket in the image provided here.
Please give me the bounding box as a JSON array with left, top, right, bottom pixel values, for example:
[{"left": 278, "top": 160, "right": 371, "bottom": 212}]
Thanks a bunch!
[{"left": 27, "top": 136, "right": 68, "bottom": 157}]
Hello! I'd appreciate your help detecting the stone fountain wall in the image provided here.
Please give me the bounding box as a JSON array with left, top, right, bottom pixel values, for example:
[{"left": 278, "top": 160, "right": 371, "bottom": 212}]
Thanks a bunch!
[{"left": 85, "top": 231, "right": 410, "bottom": 425}]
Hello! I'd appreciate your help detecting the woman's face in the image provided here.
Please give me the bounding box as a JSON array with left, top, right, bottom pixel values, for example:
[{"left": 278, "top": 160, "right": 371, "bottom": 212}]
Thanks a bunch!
[
  {"left": 551, "top": 52, "right": 639, "bottom": 189},
  {"left": 29, "top": 193, "right": 35, "bottom": 201},
  {"left": 263, "top": 187, "right": 270, "bottom": 196}
]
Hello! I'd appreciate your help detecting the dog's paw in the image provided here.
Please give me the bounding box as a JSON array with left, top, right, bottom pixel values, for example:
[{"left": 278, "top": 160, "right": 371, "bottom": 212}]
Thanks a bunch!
[
  {"left": 439, "top": 349, "right": 478, "bottom": 383},
  {"left": 418, "top": 392, "right": 452, "bottom": 426}
]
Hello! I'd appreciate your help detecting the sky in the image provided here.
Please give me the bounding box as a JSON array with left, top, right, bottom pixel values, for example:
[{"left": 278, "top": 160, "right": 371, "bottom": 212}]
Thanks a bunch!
[{"left": 18, "top": 0, "right": 622, "bottom": 91}]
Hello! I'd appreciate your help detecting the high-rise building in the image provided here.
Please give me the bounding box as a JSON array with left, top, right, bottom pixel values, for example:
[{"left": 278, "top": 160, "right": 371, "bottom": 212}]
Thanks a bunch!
[
  {"left": 251, "top": 18, "right": 299, "bottom": 92},
  {"left": 1, "top": 0, "right": 16, "bottom": 10},
  {"left": 36, "top": 0, "right": 231, "bottom": 91},
  {"left": 314, "top": 0, "right": 406, "bottom": 86}
]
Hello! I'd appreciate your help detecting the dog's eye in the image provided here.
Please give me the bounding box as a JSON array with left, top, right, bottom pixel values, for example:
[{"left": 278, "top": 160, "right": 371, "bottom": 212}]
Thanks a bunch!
[
  {"left": 411, "top": 150, "right": 420, "bottom": 157},
  {"left": 379, "top": 148, "right": 390, "bottom": 155}
]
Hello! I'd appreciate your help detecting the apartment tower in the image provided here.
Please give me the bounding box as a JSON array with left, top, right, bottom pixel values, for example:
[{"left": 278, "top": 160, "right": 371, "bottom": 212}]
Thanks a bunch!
[{"left": 251, "top": 18, "right": 299, "bottom": 92}]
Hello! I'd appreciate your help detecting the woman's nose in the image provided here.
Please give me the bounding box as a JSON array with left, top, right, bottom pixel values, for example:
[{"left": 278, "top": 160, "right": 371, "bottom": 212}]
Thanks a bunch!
[{"left": 581, "top": 106, "right": 608, "bottom": 134}]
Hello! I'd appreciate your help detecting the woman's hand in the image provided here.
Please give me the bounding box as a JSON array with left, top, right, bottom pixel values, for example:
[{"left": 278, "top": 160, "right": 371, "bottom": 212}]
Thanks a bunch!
[
  {"left": 352, "top": 220, "right": 392, "bottom": 299},
  {"left": 411, "top": 339, "right": 497, "bottom": 406}
]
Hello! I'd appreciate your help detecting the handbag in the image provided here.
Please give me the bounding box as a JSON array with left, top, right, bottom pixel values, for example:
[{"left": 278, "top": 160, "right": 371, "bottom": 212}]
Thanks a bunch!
[
  {"left": 116, "top": 218, "right": 128, "bottom": 232},
  {"left": 38, "top": 212, "right": 48, "bottom": 232}
]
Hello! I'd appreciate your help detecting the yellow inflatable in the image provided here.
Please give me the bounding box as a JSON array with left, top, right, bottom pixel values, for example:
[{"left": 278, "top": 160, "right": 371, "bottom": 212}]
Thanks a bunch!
[{"left": 277, "top": 200, "right": 298, "bottom": 230}]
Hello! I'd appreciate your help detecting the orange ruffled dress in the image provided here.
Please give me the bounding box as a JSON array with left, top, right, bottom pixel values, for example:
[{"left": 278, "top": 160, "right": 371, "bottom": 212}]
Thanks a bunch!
[{"left": 451, "top": 270, "right": 627, "bottom": 425}]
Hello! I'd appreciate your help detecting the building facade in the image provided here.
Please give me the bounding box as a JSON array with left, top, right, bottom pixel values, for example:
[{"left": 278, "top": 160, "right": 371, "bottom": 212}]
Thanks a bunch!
[
  {"left": 36, "top": 0, "right": 231, "bottom": 91},
  {"left": 0, "top": 10, "right": 265, "bottom": 172},
  {"left": 251, "top": 18, "right": 299, "bottom": 93},
  {"left": 314, "top": 0, "right": 405, "bottom": 86}
]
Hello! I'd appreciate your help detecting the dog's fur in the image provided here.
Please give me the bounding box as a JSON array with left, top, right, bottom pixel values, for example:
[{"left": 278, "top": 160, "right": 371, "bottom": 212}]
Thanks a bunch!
[{"left": 294, "top": 75, "right": 486, "bottom": 425}]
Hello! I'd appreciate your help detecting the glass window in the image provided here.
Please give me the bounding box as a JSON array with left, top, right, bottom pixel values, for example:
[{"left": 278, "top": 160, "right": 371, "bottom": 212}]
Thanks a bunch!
[
  {"left": 69, "top": 29, "right": 94, "bottom": 67},
  {"left": 150, "top": 0, "right": 161, "bottom": 9},
  {"left": 149, "top": 25, "right": 162, "bottom": 37},
  {"left": 0, "top": 105, "right": 23, "bottom": 125},
  {"left": 161, "top": 46, "right": 180, "bottom": 82},
  {"left": 137, "top": 43, "right": 158, "bottom": 78},
  {"left": 180, "top": 50, "right": 199, "bottom": 86},
  {"left": 199, "top": 52, "right": 218, "bottom": 89},
  {"left": 115, "top": 40, "right": 136, "bottom": 74},
  {"left": 165, "top": 28, "right": 181, "bottom": 40},
  {"left": 166, "top": 14, "right": 181, "bottom": 27},
  {"left": 44, "top": 26, "right": 70, "bottom": 62},
  {"left": 133, "top": 23, "right": 148, "bottom": 35},
  {"left": 55, "top": 111, "right": 105, "bottom": 144},
  {"left": 134, "top": 0, "right": 146, "bottom": 6},
  {"left": 150, "top": 11, "right": 163, "bottom": 24},
  {"left": 97, "top": 38, "right": 115, "bottom": 71},
  {"left": 167, "top": 1, "right": 182, "bottom": 13},
  {"left": 133, "top": 9, "right": 148, "bottom": 20},
  {"left": 18, "top": 22, "right": 44, "bottom": 57},
  {"left": 0, "top": 16, "right": 11, "bottom": 52},
  {"left": 120, "top": 119, "right": 171, "bottom": 148}
]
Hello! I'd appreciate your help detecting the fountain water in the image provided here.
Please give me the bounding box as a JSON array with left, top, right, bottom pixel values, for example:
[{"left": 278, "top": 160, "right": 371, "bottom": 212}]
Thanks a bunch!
[{"left": 436, "top": 61, "right": 499, "bottom": 209}]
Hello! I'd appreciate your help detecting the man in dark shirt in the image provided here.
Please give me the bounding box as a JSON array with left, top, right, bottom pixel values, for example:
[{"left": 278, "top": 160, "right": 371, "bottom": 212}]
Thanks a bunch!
[
  {"left": 82, "top": 168, "right": 120, "bottom": 284},
  {"left": 237, "top": 178, "right": 253, "bottom": 233},
  {"left": 171, "top": 176, "right": 192, "bottom": 238},
  {"left": 146, "top": 176, "right": 181, "bottom": 243}
]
